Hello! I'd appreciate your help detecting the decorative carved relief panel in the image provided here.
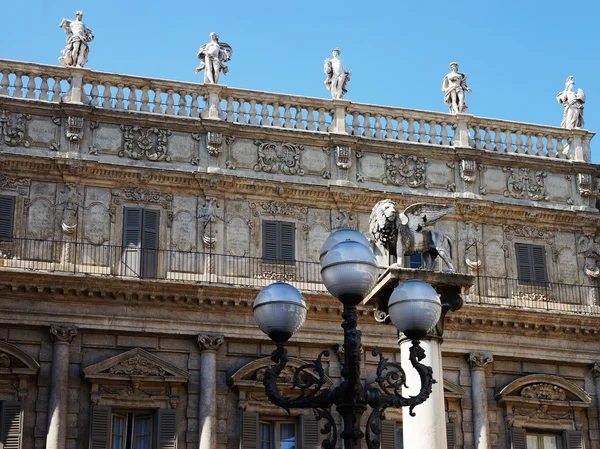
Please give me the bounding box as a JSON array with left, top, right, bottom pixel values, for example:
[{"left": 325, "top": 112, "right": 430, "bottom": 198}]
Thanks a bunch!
[
  {"left": 253, "top": 140, "right": 305, "bottom": 175},
  {"left": 119, "top": 125, "right": 172, "bottom": 162},
  {"left": 382, "top": 154, "right": 428, "bottom": 188}
]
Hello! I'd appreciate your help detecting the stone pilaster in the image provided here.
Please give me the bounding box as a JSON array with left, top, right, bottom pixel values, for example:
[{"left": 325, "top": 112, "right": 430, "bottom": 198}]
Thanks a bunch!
[
  {"left": 468, "top": 351, "right": 494, "bottom": 449},
  {"left": 591, "top": 363, "right": 600, "bottom": 435},
  {"left": 198, "top": 334, "right": 224, "bottom": 449},
  {"left": 46, "top": 324, "right": 78, "bottom": 449}
]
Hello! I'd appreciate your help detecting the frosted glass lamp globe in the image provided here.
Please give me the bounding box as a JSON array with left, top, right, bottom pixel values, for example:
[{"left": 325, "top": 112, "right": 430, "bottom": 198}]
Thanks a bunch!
[
  {"left": 388, "top": 280, "right": 441, "bottom": 340},
  {"left": 319, "top": 229, "right": 371, "bottom": 265},
  {"left": 253, "top": 282, "right": 307, "bottom": 343}
]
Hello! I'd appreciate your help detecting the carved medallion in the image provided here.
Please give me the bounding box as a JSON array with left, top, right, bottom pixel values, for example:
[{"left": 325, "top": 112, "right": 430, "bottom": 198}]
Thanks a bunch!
[
  {"left": 253, "top": 140, "right": 305, "bottom": 175},
  {"left": 119, "top": 125, "right": 172, "bottom": 161},
  {"left": 503, "top": 167, "right": 548, "bottom": 201},
  {"left": 382, "top": 154, "right": 428, "bottom": 188}
]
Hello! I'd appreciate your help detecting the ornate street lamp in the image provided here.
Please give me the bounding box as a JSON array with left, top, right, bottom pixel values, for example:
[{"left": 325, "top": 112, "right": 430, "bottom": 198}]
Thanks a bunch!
[{"left": 253, "top": 229, "right": 441, "bottom": 449}]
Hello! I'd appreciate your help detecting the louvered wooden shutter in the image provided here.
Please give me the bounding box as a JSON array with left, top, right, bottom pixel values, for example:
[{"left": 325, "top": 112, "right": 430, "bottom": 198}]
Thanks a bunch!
[
  {"left": 122, "top": 208, "right": 142, "bottom": 276},
  {"left": 280, "top": 222, "right": 295, "bottom": 262},
  {"left": 563, "top": 430, "right": 584, "bottom": 449},
  {"left": 0, "top": 401, "right": 23, "bottom": 449},
  {"left": 0, "top": 196, "right": 15, "bottom": 241},
  {"left": 380, "top": 420, "right": 397, "bottom": 449},
  {"left": 141, "top": 209, "right": 159, "bottom": 278},
  {"left": 531, "top": 245, "right": 548, "bottom": 283},
  {"left": 515, "top": 243, "right": 533, "bottom": 283},
  {"left": 156, "top": 408, "right": 177, "bottom": 449},
  {"left": 240, "top": 412, "right": 258, "bottom": 449},
  {"left": 300, "top": 414, "right": 319, "bottom": 449},
  {"left": 89, "top": 405, "right": 111, "bottom": 449},
  {"left": 510, "top": 427, "right": 527, "bottom": 449},
  {"left": 263, "top": 221, "right": 278, "bottom": 261},
  {"left": 446, "top": 422, "right": 456, "bottom": 449}
]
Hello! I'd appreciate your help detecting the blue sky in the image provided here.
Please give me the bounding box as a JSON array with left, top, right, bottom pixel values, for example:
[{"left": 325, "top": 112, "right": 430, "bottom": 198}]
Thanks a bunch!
[{"left": 2, "top": 0, "right": 598, "bottom": 162}]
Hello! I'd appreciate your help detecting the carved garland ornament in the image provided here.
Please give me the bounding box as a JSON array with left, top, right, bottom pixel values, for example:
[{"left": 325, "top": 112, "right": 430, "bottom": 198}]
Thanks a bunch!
[
  {"left": 503, "top": 224, "right": 555, "bottom": 246},
  {"left": 0, "top": 110, "right": 32, "bottom": 147},
  {"left": 0, "top": 174, "right": 31, "bottom": 190},
  {"left": 503, "top": 167, "right": 548, "bottom": 201},
  {"left": 119, "top": 125, "right": 172, "bottom": 162},
  {"left": 382, "top": 154, "right": 428, "bottom": 188},
  {"left": 253, "top": 140, "right": 305, "bottom": 176},
  {"left": 109, "top": 357, "right": 166, "bottom": 376},
  {"left": 250, "top": 201, "right": 308, "bottom": 221}
]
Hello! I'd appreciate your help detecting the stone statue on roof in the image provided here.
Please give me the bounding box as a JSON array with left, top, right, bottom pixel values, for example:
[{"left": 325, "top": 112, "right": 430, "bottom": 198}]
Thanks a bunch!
[
  {"left": 195, "top": 32, "right": 233, "bottom": 84},
  {"left": 441, "top": 62, "right": 471, "bottom": 114},
  {"left": 58, "top": 11, "right": 94, "bottom": 68},
  {"left": 324, "top": 48, "right": 351, "bottom": 99},
  {"left": 557, "top": 76, "right": 586, "bottom": 129}
]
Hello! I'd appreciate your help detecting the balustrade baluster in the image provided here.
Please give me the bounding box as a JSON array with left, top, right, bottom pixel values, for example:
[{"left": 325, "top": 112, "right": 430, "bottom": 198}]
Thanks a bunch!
[
  {"left": 226, "top": 97, "right": 235, "bottom": 122},
  {"left": 373, "top": 114, "right": 384, "bottom": 138},
  {"left": 395, "top": 117, "right": 406, "bottom": 141},
  {"left": 317, "top": 108, "right": 327, "bottom": 131},
  {"left": 260, "top": 101, "right": 269, "bottom": 126},
  {"left": 407, "top": 118, "right": 417, "bottom": 142},
  {"left": 140, "top": 86, "right": 150, "bottom": 112},
  {"left": 190, "top": 92, "right": 200, "bottom": 118},
  {"left": 515, "top": 131, "right": 525, "bottom": 154},
  {"left": 165, "top": 90, "right": 175, "bottom": 115},
  {"left": 177, "top": 91, "right": 188, "bottom": 116},
  {"left": 556, "top": 137, "right": 565, "bottom": 156},
  {"left": 26, "top": 73, "right": 36, "bottom": 99},
  {"left": 429, "top": 121, "right": 440, "bottom": 145},
  {"left": 351, "top": 112, "right": 360, "bottom": 136},
  {"left": 385, "top": 116, "right": 394, "bottom": 140},
  {"left": 151, "top": 88, "right": 162, "bottom": 113},
  {"left": 237, "top": 99, "right": 247, "bottom": 124},
  {"left": 127, "top": 86, "right": 137, "bottom": 111},
  {"left": 483, "top": 128, "right": 494, "bottom": 150},
  {"left": 39, "top": 76, "right": 50, "bottom": 102},
  {"left": 249, "top": 100, "right": 259, "bottom": 125},
  {"left": 306, "top": 107, "right": 316, "bottom": 131},
  {"left": 115, "top": 84, "right": 125, "bottom": 110},
  {"left": 472, "top": 126, "right": 483, "bottom": 149},
  {"left": 416, "top": 120, "right": 427, "bottom": 143},
  {"left": 14, "top": 72, "right": 23, "bottom": 98},
  {"left": 52, "top": 77, "right": 63, "bottom": 103},
  {"left": 0, "top": 70, "right": 9, "bottom": 96},
  {"left": 545, "top": 135, "right": 556, "bottom": 158},
  {"left": 281, "top": 104, "right": 291, "bottom": 128},
  {"left": 504, "top": 130, "right": 514, "bottom": 153},
  {"left": 272, "top": 102, "right": 282, "bottom": 127},
  {"left": 440, "top": 122, "right": 450, "bottom": 146},
  {"left": 525, "top": 135, "right": 534, "bottom": 154},
  {"left": 362, "top": 113, "right": 373, "bottom": 137},
  {"left": 535, "top": 134, "right": 544, "bottom": 156},
  {"left": 493, "top": 128, "right": 502, "bottom": 152},
  {"left": 294, "top": 106, "right": 304, "bottom": 130}
]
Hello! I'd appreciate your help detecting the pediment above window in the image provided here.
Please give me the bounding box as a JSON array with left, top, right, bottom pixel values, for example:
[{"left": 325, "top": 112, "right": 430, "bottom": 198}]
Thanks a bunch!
[{"left": 0, "top": 341, "right": 40, "bottom": 401}]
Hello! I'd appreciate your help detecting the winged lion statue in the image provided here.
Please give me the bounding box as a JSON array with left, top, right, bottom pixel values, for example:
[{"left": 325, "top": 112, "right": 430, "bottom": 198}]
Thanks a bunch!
[{"left": 369, "top": 199, "right": 455, "bottom": 271}]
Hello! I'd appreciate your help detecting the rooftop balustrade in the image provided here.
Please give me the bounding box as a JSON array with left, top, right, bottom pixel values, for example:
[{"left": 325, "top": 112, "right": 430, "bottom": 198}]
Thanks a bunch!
[{"left": 0, "top": 59, "right": 593, "bottom": 162}]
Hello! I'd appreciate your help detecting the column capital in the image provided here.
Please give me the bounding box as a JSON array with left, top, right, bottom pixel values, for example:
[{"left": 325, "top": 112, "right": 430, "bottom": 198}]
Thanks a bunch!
[
  {"left": 198, "top": 334, "right": 224, "bottom": 352},
  {"left": 49, "top": 324, "right": 78, "bottom": 344},
  {"left": 467, "top": 351, "right": 493, "bottom": 370},
  {"left": 592, "top": 363, "right": 600, "bottom": 380}
]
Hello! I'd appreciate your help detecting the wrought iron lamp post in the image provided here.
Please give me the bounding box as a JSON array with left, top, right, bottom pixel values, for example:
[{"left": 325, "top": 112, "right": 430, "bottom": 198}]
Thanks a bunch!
[{"left": 253, "top": 230, "right": 442, "bottom": 449}]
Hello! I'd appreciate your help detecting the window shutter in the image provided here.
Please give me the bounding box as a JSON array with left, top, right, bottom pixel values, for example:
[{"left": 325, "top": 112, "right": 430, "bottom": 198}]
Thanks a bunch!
[
  {"left": 0, "top": 401, "right": 23, "bottom": 449},
  {"left": 263, "top": 221, "right": 278, "bottom": 261},
  {"left": 380, "top": 420, "right": 397, "bottom": 449},
  {"left": 156, "top": 408, "right": 177, "bottom": 449},
  {"left": 122, "top": 208, "right": 142, "bottom": 276},
  {"left": 89, "top": 405, "right": 111, "bottom": 449},
  {"left": 240, "top": 412, "right": 258, "bottom": 449},
  {"left": 446, "top": 422, "right": 456, "bottom": 449},
  {"left": 510, "top": 427, "right": 527, "bottom": 449},
  {"left": 531, "top": 245, "right": 548, "bottom": 283},
  {"left": 515, "top": 243, "right": 533, "bottom": 283},
  {"left": 563, "top": 430, "right": 584, "bottom": 449},
  {"left": 280, "top": 222, "right": 295, "bottom": 262},
  {"left": 0, "top": 196, "right": 15, "bottom": 241},
  {"left": 300, "top": 414, "right": 319, "bottom": 449},
  {"left": 141, "top": 209, "right": 159, "bottom": 278}
]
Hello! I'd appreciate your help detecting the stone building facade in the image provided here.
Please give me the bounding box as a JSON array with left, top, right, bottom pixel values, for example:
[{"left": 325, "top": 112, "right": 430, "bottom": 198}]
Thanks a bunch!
[{"left": 0, "top": 59, "right": 599, "bottom": 449}]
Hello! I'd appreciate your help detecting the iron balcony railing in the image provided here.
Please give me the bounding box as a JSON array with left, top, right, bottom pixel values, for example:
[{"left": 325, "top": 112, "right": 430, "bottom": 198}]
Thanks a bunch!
[{"left": 0, "top": 237, "right": 598, "bottom": 314}]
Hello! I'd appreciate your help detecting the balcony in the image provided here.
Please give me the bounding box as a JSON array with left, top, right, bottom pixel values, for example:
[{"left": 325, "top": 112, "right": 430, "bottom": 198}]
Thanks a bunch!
[{"left": 0, "top": 238, "right": 598, "bottom": 315}]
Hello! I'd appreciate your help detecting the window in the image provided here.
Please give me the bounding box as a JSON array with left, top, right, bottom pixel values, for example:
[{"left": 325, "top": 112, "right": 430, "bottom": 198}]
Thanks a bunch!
[
  {"left": 511, "top": 428, "right": 583, "bottom": 449},
  {"left": 0, "top": 401, "right": 23, "bottom": 449},
  {"left": 515, "top": 243, "right": 549, "bottom": 285},
  {"left": 259, "top": 420, "right": 296, "bottom": 449},
  {"left": 262, "top": 221, "right": 295, "bottom": 263},
  {"left": 405, "top": 254, "right": 423, "bottom": 269},
  {"left": 111, "top": 411, "right": 153, "bottom": 449},
  {"left": 526, "top": 432, "right": 562, "bottom": 449},
  {"left": 122, "top": 208, "right": 159, "bottom": 278},
  {"left": 0, "top": 195, "right": 15, "bottom": 241}
]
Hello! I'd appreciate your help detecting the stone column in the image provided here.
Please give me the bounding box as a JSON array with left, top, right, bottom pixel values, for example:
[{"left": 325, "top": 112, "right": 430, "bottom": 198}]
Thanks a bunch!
[
  {"left": 46, "top": 324, "right": 78, "bottom": 449},
  {"left": 198, "top": 334, "right": 224, "bottom": 449},
  {"left": 467, "top": 351, "right": 493, "bottom": 449},
  {"left": 401, "top": 337, "right": 446, "bottom": 449},
  {"left": 591, "top": 363, "right": 600, "bottom": 433}
]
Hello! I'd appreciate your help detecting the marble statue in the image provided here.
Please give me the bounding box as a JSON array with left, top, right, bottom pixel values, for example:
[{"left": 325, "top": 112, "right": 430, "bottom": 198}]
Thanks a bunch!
[
  {"left": 557, "top": 76, "right": 586, "bottom": 129},
  {"left": 58, "top": 11, "right": 94, "bottom": 68},
  {"left": 441, "top": 62, "right": 471, "bottom": 114},
  {"left": 324, "top": 48, "right": 351, "bottom": 99},
  {"left": 369, "top": 199, "right": 455, "bottom": 271},
  {"left": 195, "top": 32, "right": 232, "bottom": 84}
]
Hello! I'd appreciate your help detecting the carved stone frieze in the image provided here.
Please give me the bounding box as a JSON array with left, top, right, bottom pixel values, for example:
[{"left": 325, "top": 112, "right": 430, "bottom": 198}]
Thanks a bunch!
[
  {"left": 382, "top": 154, "right": 428, "bottom": 188},
  {"left": 514, "top": 404, "right": 571, "bottom": 420},
  {"left": 467, "top": 351, "right": 493, "bottom": 370},
  {"left": 521, "top": 383, "right": 566, "bottom": 401},
  {"left": 197, "top": 334, "right": 224, "bottom": 352},
  {"left": 66, "top": 116, "right": 84, "bottom": 142},
  {"left": 0, "top": 110, "right": 32, "bottom": 147},
  {"left": 49, "top": 324, "right": 78, "bottom": 344},
  {"left": 112, "top": 187, "right": 173, "bottom": 207},
  {"left": 109, "top": 357, "right": 166, "bottom": 376},
  {"left": 503, "top": 167, "right": 548, "bottom": 201},
  {"left": 254, "top": 271, "right": 296, "bottom": 282},
  {"left": 250, "top": 201, "right": 308, "bottom": 221},
  {"left": 503, "top": 224, "right": 555, "bottom": 246},
  {"left": 0, "top": 174, "right": 31, "bottom": 190},
  {"left": 253, "top": 140, "right": 305, "bottom": 175},
  {"left": 99, "top": 382, "right": 168, "bottom": 397},
  {"left": 460, "top": 159, "right": 477, "bottom": 183},
  {"left": 119, "top": 125, "right": 172, "bottom": 162}
]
